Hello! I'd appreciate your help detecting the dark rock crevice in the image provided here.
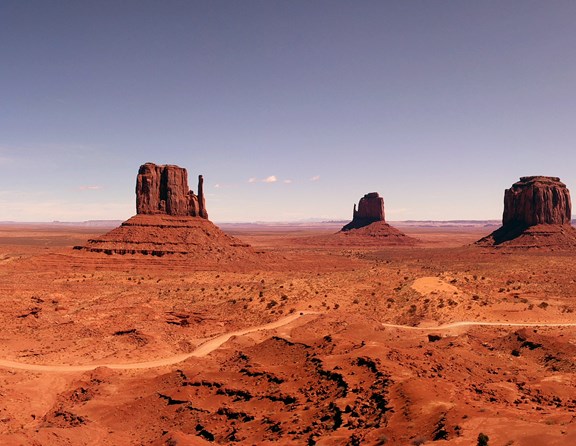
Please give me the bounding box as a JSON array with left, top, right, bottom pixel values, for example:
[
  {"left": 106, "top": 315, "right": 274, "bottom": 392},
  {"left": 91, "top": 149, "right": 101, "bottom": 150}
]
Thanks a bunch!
[{"left": 136, "top": 163, "right": 207, "bottom": 218}]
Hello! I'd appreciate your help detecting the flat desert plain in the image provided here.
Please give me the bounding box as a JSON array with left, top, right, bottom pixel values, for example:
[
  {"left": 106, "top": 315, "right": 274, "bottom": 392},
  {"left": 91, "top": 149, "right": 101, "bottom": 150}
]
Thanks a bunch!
[{"left": 1, "top": 222, "right": 576, "bottom": 445}]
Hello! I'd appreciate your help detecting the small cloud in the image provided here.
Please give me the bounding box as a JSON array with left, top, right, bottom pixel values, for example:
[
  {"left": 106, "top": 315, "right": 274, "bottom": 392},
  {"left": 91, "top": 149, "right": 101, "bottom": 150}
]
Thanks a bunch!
[
  {"left": 79, "top": 185, "right": 103, "bottom": 191},
  {"left": 248, "top": 176, "right": 285, "bottom": 184},
  {"left": 310, "top": 175, "right": 320, "bottom": 182},
  {"left": 214, "top": 183, "right": 220, "bottom": 189},
  {"left": 283, "top": 179, "right": 293, "bottom": 184}
]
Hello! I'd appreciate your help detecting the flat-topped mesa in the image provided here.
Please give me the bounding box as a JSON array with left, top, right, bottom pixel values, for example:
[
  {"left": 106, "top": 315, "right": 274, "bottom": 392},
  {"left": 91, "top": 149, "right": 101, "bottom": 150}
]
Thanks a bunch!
[
  {"left": 136, "top": 163, "right": 207, "bottom": 219},
  {"left": 503, "top": 176, "right": 571, "bottom": 227},
  {"left": 342, "top": 192, "right": 385, "bottom": 231},
  {"left": 476, "top": 175, "right": 576, "bottom": 248}
]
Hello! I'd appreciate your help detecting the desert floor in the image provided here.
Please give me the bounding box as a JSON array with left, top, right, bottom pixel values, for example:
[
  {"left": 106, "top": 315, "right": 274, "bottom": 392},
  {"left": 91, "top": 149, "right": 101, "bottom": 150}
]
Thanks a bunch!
[{"left": 1, "top": 222, "right": 576, "bottom": 445}]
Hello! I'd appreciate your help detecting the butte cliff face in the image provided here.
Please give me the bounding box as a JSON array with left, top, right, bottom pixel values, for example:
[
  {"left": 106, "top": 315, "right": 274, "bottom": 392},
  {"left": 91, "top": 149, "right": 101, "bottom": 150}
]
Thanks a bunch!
[
  {"left": 336, "top": 192, "right": 416, "bottom": 244},
  {"left": 136, "top": 163, "right": 207, "bottom": 218},
  {"left": 77, "top": 163, "right": 258, "bottom": 262},
  {"left": 502, "top": 176, "right": 571, "bottom": 227},
  {"left": 342, "top": 192, "right": 385, "bottom": 231},
  {"left": 477, "top": 176, "right": 576, "bottom": 248}
]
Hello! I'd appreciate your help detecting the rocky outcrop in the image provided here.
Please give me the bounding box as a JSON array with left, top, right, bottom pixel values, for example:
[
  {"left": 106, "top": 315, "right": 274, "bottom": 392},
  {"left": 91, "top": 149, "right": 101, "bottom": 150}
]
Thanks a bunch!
[
  {"left": 76, "top": 163, "right": 260, "bottom": 262},
  {"left": 77, "top": 214, "right": 254, "bottom": 259},
  {"left": 136, "top": 163, "right": 207, "bottom": 218},
  {"left": 334, "top": 192, "right": 417, "bottom": 244},
  {"left": 342, "top": 192, "right": 385, "bottom": 231},
  {"left": 503, "top": 176, "right": 571, "bottom": 226},
  {"left": 477, "top": 176, "right": 576, "bottom": 248}
]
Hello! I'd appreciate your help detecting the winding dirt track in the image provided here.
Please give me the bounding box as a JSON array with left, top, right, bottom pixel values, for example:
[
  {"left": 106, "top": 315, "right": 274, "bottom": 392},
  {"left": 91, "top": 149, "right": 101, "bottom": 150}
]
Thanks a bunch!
[
  {"left": 381, "top": 321, "right": 576, "bottom": 330},
  {"left": 0, "top": 311, "right": 318, "bottom": 373},
  {"left": 1, "top": 315, "right": 575, "bottom": 373}
]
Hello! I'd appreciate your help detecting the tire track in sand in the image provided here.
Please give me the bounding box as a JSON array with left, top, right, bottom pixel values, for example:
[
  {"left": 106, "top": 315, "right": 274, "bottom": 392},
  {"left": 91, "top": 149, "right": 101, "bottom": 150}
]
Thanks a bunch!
[
  {"left": 0, "top": 311, "right": 318, "bottom": 373},
  {"left": 381, "top": 321, "right": 576, "bottom": 330},
  {"left": 2, "top": 314, "right": 575, "bottom": 373}
]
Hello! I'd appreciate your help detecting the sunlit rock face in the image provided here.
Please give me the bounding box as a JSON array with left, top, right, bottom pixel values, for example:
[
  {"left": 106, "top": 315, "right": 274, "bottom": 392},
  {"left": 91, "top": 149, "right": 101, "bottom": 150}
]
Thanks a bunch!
[
  {"left": 476, "top": 176, "right": 576, "bottom": 248},
  {"left": 502, "top": 176, "right": 571, "bottom": 227},
  {"left": 136, "top": 163, "right": 207, "bottom": 219}
]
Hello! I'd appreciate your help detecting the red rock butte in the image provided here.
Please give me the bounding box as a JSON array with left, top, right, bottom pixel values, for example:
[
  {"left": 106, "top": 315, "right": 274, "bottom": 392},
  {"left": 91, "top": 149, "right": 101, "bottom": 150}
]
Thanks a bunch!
[
  {"left": 342, "top": 192, "right": 385, "bottom": 231},
  {"left": 76, "top": 163, "right": 257, "bottom": 261},
  {"left": 338, "top": 192, "right": 416, "bottom": 244},
  {"left": 136, "top": 163, "right": 208, "bottom": 218},
  {"left": 477, "top": 176, "right": 576, "bottom": 248}
]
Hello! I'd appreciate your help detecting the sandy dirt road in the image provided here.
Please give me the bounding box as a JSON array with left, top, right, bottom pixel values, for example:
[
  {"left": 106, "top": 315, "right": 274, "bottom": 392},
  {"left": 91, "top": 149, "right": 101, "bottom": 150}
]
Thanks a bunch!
[
  {"left": 1, "top": 314, "right": 575, "bottom": 373},
  {"left": 0, "top": 311, "right": 318, "bottom": 372},
  {"left": 381, "top": 321, "right": 576, "bottom": 330}
]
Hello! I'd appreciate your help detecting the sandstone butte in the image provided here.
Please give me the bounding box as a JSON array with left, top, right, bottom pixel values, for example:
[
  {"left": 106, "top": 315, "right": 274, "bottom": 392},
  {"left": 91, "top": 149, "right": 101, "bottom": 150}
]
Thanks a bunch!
[
  {"left": 76, "top": 163, "right": 257, "bottom": 261},
  {"left": 341, "top": 192, "right": 385, "bottom": 231},
  {"left": 338, "top": 192, "right": 416, "bottom": 244},
  {"left": 477, "top": 176, "right": 576, "bottom": 248},
  {"left": 136, "top": 163, "right": 208, "bottom": 218}
]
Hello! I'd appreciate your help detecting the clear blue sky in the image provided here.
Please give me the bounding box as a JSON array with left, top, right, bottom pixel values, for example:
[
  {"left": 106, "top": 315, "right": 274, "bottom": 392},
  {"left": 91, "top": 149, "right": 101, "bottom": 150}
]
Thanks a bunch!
[{"left": 1, "top": 1, "right": 575, "bottom": 222}]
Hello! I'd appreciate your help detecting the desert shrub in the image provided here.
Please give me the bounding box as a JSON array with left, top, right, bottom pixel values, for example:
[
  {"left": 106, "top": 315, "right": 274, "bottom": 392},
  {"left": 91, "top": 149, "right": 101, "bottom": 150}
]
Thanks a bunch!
[{"left": 477, "top": 432, "right": 489, "bottom": 446}]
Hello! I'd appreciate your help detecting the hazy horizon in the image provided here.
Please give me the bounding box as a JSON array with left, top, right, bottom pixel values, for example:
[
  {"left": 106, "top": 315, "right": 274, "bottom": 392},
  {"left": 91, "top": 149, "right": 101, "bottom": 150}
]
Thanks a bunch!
[{"left": 2, "top": 1, "right": 576, "bottom": 222}]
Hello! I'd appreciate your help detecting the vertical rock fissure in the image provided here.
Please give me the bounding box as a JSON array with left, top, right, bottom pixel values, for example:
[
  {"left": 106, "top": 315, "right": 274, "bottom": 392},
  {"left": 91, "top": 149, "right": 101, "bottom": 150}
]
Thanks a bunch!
[{"left": 136, "top": 163, "right": 208, "bottom": 218}]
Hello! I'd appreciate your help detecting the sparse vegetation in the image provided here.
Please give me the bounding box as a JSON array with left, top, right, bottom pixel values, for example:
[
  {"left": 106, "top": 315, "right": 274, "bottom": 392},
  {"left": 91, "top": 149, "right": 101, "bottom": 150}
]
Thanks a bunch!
[
  {"left": 4, "top": 221, "right": 576, "bottom": 444},
  {"left": 477, "top": 432, "right": 489, "bottom": 446}
]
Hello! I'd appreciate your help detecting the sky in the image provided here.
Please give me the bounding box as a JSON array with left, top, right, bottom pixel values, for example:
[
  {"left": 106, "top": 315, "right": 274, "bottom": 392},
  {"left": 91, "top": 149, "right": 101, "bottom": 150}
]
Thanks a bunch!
[{"left": 1, "top": 1, "right": 576, "bottom": 222}]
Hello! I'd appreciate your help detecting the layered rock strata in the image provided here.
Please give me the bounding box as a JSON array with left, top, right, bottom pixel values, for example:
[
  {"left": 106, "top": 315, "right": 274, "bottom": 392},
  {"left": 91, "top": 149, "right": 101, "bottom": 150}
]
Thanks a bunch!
[
  {"left": 477, "top": 176, "right": 576, "bottom": 248},
  {"left": 79, "top": 214, "right": 252, "bottom": 258},
  {"left": 503, "top": 176, "right": 571, "bottom": 226},
  {"left": 77, "top": 163, "right": 256, "bottom": 260}
]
